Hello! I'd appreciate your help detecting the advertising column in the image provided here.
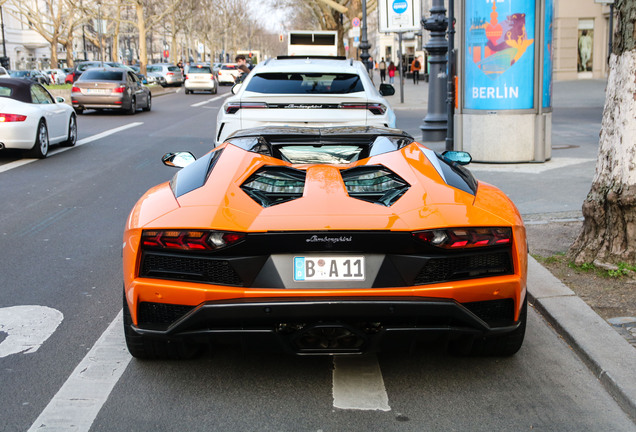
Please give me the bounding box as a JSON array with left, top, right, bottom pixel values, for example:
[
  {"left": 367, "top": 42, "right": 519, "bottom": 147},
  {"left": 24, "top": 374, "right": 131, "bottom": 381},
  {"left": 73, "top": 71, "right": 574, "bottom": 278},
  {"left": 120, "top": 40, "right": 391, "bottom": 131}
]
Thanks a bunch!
[{"left": 458, "top": 0, "right": 551, "bottom": 162}]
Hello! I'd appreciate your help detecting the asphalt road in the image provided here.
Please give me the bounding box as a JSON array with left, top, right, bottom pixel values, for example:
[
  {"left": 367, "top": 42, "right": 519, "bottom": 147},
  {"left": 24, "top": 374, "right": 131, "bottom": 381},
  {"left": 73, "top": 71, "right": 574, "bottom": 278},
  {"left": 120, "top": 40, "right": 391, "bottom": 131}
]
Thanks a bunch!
[{"left": 0, "top": 86, "right": 634, "bottom": 431}]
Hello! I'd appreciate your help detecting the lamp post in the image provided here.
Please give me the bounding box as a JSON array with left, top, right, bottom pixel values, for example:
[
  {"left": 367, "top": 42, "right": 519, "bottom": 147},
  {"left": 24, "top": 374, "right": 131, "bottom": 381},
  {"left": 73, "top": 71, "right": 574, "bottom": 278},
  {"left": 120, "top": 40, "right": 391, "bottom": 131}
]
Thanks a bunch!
[
  {"left": 420, "top": 0, "right": 448, "bottom": 143},
  {"left": 360, "top": 0, "right": 371, "bottom": 71},
  {"left": 0, "top": 5, "right": 9, "bottom": 68}
]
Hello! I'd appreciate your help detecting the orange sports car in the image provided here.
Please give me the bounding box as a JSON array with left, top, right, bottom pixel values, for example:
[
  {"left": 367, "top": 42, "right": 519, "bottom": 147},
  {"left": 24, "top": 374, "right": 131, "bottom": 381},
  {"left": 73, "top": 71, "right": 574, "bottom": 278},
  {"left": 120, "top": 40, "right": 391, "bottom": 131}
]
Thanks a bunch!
[{"left": 122, "top": 126, "right": 527, "bottom": 359}]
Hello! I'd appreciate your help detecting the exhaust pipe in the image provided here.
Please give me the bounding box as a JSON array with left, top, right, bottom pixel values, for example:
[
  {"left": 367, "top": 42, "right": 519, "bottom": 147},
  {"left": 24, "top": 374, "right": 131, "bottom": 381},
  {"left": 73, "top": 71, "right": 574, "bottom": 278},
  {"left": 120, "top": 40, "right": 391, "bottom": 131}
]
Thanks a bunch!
[{"left": 284, "top": 323, "right": 368, "bottom": 354}]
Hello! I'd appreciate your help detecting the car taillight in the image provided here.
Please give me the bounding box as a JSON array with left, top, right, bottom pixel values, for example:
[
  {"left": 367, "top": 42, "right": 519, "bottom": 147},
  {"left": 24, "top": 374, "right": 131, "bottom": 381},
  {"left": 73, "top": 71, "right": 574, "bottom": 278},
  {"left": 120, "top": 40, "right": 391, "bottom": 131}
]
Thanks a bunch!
[
  {"left": 413, "top": 228, "right": 512, "bottom": 249},
  {"left": 167, "top": 72, "right": 174, "bottom": 76},
  {"left": 141, "top": 230, "right": 246, "bottom": 251},
  {"left": 185, "top": 74, "right": 189, "bottom": 80},
  {"left": 71, "top": 86, "right": 81, "bottom": 93},
  {"left": 224, "top": 102, "right": 267, "bottom": 114},
  {"left": 0, "top": 113, "right": 27, "bottom": 122},
  {"left": 113, "top": 86, "right": 126, "bottom": 93},
  {"left": 339, "top": 103, "right": 387, "bottom": 115}
]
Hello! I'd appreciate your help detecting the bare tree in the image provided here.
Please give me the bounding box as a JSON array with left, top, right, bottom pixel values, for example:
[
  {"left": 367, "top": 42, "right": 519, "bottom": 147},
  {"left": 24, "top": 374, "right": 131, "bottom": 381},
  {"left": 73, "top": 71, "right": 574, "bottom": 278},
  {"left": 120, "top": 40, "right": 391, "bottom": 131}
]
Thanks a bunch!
[{"left": 568, "top": 0, "right": 636, "bottom": 268}]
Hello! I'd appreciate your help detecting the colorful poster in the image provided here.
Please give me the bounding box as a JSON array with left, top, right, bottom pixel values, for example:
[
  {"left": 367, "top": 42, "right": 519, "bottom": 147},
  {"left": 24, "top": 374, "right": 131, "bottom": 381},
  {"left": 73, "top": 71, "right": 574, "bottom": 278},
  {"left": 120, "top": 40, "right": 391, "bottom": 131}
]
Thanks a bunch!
[
  {"left": 543, "top": 0, "right": 554, "bottom": 108},
  {"left": 464, "top": 0, "right": 536, "bottom": 110}
]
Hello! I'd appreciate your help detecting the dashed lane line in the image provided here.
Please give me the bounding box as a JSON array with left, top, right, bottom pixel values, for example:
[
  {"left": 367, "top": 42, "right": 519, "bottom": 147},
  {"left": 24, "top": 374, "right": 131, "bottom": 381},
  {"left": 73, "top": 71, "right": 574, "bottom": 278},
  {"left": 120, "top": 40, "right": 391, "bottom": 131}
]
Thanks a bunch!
[
  {"left": 190, "top": 93, "right": 231, "bottom": 107},
  {"left": 333, "top": 355, "right": 391, "bottom": 411}
]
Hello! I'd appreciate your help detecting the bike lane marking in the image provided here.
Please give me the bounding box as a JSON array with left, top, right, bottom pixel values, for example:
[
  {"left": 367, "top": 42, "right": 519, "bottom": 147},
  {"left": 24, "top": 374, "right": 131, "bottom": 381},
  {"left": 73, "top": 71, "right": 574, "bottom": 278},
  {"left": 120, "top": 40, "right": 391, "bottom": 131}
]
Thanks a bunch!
[
  {"left": 28, "top": 311, "right": 131, "bottom": 432},
  {"left": 0, "top": 122, "right": 144, "bottom": 174}
]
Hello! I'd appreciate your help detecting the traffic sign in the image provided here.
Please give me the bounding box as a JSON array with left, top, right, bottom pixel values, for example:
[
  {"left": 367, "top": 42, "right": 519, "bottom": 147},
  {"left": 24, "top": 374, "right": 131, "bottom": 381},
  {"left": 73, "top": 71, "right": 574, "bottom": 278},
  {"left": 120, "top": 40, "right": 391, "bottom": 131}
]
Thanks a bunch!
[{"left": 352, "top": 17, "right": 361, "bottom": 27}]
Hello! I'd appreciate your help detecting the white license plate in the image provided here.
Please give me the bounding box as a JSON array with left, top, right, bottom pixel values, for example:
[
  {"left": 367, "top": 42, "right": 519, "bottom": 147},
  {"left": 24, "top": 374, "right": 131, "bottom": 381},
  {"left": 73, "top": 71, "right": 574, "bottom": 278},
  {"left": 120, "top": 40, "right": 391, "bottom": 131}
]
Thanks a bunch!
[
  {"left": 86, "top": 88, "right": 110, "bottom": 95},
  {"left": 294, "top": 256, "right": 365, "bottom": 281}
]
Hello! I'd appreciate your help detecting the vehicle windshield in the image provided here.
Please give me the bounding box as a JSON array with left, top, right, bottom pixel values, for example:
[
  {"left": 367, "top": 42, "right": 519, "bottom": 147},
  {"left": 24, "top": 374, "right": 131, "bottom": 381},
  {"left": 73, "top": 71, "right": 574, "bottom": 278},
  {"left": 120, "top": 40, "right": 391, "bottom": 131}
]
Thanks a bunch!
[
  {"left": 245, "top": 73, "right": 364, "bottom": 94},
  {"left": 278, "top": 145, "right": 363, "bottom": 164},
  {"left": 10, "top": 71, "right": 28, "bottom": 77},
  {"left": 168, "top": 66, "right": 181, "bottom": 72},
  {"left": 80, "top": 70, "right": 124, "bottom": 81}
]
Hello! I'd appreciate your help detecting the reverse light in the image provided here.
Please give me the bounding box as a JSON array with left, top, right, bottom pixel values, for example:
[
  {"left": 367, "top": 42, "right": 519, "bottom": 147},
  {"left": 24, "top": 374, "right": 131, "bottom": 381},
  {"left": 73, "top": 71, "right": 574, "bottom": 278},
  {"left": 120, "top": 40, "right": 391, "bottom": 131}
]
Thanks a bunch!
[
  {"left": 413, "top": 227, "right": 512, "bottom": 249},
  {"left": 0, "top": 113, "right": 27, "bottom": 122},
  {"left": 339, "top": 102, "right": 387, "bottom": 115},
  {"left": 141, "top": 230, "right": 246, "bottom": 251}
]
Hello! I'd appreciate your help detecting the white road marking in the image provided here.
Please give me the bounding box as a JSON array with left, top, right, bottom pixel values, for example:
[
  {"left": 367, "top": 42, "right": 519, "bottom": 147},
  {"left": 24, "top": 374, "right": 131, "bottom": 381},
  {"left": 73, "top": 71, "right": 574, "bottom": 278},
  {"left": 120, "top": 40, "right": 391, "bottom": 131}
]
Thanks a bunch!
[
  {"left": 468, "top": 157, "right": 594, "bottom": 174},
  {"left": 0, "top": 306, "right": 63, "bottom": 358},
  {"left": 332, "top": 355, "right": 391, "bottom": 411},
  {"left": 190, "top": 93, "right": 231, "bottom": 107},
  {"left": 28, "top": 311, "right": 131, "bottom": 432},
  {"left": 0, "top": 122, "right": 144, "bottom": 174}
]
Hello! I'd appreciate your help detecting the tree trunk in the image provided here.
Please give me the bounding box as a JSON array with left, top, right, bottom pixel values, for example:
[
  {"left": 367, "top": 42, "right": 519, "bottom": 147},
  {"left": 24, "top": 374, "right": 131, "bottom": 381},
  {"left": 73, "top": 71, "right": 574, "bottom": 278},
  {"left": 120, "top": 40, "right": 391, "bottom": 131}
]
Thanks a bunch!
[
  {"left": 49, "top": 35, "right": 59, "bottom": 68},
  {"left": 135, "top": 1, "right": 147, "bottom": 74},
  {"left": 567, "top": 0, "right": 636, "bottom": 267}
]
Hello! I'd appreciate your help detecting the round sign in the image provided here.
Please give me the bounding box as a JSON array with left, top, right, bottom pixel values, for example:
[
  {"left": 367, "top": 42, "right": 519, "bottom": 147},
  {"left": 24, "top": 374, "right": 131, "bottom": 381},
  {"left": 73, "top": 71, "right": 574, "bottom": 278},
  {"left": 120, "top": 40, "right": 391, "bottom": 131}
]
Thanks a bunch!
[
  {"left": 352, "top": 17, "right": 361, "bottom": 27},
  {"left": 392, "top": 0, "right": 408, "bottom": 14}
]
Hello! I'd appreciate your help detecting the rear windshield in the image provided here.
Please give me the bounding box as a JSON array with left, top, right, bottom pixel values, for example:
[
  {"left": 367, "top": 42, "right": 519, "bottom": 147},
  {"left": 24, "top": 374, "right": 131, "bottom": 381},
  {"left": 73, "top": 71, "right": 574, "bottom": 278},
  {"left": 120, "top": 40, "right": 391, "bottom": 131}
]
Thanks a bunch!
[
  {"left": 189, "top": 66, "right": 212, "bottom": 73},
  {"left": 279, "top": 145, "right": 363, "bottom": 164},
  {"left": 168, "top": 66, "right": 181, "bottom": 72},
  {"left": 222, "top": 64, "right": 237, "bottom": 69},
  {"left": 0, "top": 86, "right": 13, "bottom": 97},
  {"left": 80, "top": 70, "right": 124, "bottom": 81},
  {"left": 245, "top": 73, "right": 364, "bottom": 94}
]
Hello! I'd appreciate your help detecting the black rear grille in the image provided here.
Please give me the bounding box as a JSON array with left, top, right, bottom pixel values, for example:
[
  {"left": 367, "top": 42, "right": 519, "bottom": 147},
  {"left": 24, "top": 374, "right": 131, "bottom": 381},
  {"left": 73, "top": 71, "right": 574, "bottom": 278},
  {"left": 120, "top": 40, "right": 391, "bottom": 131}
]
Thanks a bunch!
[
  {"left": 140, "top": 252, "right": 243, "bottom": 286},
  {"left": 463, "top": 299, "right": 515, "bottom": 325},
  {"left": 414, "top": 251, "right": 512, "bottom": 285},
  {"left": 138, "top": 302, "right": 195, "bottom": 327}
]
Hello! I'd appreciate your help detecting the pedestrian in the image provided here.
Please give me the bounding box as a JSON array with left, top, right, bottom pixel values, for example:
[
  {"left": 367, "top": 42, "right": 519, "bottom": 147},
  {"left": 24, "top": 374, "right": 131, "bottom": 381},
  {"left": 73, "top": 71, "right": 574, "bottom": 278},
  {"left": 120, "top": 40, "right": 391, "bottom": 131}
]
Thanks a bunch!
[
  {"left": 411, "top": 58, "right": 422, "bottom": 84},
  {"left": 234, "top": 54, "right": 251, "bottom": 83},
  {"left": 379, "top": 57, "right": 386, "bottom": 83},
  {"left": 388, "top": 61, "right": 396, "bottom": 84},
  {"left": 177, "top": 59, "right": 184, "bottom": 75}
]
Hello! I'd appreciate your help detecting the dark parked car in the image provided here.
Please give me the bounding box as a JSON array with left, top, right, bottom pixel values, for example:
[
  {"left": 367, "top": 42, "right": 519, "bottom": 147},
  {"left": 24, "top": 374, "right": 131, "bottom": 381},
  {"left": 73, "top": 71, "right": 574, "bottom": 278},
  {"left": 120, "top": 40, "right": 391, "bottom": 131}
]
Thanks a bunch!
[
  {"left": 70, "top": 61, "right": 111, "bottom": 83},
  {"left": 71, "top": 68, "right": 151, "bottom": 115},
  {"left": 9, "top": 70, "right": 51, "bottom": 85}
]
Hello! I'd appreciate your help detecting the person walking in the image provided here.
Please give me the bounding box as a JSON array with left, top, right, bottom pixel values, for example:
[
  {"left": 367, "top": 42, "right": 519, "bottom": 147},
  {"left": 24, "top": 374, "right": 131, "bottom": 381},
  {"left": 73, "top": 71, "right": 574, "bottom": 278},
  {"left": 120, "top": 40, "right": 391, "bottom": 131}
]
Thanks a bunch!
[
  {"left": 388, "top": 61, "right": 396, "bottom": 84},
  {"left": 411, "top": 58, "right": 422, "bottom": 84},
  {"left": 379, "top": 58, "right": 387, "bottom": 83}
]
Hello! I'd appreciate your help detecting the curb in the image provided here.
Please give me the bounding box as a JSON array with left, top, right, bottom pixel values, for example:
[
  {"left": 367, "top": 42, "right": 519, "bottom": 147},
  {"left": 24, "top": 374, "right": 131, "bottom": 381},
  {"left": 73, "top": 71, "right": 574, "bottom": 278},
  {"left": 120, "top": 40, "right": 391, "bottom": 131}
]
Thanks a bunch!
[{"left": 527, "top": 257, "right": 636, "bottom": 421}]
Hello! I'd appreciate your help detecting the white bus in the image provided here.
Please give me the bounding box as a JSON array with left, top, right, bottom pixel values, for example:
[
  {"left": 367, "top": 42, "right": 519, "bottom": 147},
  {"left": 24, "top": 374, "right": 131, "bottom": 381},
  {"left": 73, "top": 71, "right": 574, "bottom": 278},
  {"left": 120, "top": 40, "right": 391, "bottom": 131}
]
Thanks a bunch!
[{"left": 287, "top": 31, "right": 338, "bottom": 57}]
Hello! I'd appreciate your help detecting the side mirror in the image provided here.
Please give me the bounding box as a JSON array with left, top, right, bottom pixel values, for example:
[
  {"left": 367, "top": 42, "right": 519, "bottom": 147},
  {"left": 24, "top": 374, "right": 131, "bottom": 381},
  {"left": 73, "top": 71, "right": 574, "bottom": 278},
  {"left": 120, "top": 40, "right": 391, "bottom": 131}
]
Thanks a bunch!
[
  {"left": 162, "top": 151, "right": 196, "bottom": 168},
  {"left": 442, "top": 151, "right": 472, "bottom": 165},
  {"left": 55, "top": 96, "right": 65, "bottom": 103},
  {"left": 379, "top": 83, "right": 395, "bottom": 96},
  {"left": 231, "top": 83, "right": 243, "bottom": 95}
]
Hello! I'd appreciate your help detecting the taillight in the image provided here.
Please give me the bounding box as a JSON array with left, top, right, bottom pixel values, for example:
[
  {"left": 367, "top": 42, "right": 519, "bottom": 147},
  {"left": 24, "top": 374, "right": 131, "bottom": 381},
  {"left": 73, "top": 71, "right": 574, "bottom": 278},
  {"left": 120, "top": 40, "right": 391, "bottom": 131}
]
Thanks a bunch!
[
  {"left": 0, "top": 113, "right": 27, "bottom": 122},
  {"left": 413, "top": 228, "right": 512, "bottom": 249},
  {"left": 71, "top": 86, "right": 81, "bottom": 93},
  {"left": 218, "top": 71, "right": 222, "bottom": 75},
  {"left": 167, "top": 72, "right": 174, "bottom": 76},
  {"left": 185, "top": 74, "right": 189, "bottom": 80},
  {"left": 113, "top": 86, "right": 126, "bottom": 93},
  {"left": 339, "top": 103, "right": 387, "bottom": 115},
  {"left": 224, "top": 102, "right": 267, "bottom": 114},
  {"left": 141, "top": 230, "right": 246, "bottom": 251}
]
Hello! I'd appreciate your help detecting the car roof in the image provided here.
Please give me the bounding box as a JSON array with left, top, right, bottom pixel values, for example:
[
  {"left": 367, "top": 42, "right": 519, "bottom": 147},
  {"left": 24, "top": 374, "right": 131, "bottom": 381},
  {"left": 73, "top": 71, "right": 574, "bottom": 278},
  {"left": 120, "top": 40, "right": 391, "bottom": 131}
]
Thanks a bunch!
[
  {"left": 252, "top": 57, "right": 361, "bottom": 74},
  {"left": 0, "top": 78, "right": 37, "bottom": 102}
]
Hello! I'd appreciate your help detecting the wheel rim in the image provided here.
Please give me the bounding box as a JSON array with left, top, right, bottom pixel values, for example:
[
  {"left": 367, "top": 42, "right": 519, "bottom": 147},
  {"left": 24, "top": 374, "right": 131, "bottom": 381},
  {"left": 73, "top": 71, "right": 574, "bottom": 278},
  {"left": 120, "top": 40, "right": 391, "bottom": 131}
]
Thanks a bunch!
[
  {"left": 69, "top": 116, "right": 77, "bottom": 144},
  {"left": 39, "top": 123, "right": 49, "bottom": 154},
  {"left": 131, "top": 98, "right": 136, "bottom": 112},
  {"left": 147, "top": 95, "right": 151, "bottom": 109}
]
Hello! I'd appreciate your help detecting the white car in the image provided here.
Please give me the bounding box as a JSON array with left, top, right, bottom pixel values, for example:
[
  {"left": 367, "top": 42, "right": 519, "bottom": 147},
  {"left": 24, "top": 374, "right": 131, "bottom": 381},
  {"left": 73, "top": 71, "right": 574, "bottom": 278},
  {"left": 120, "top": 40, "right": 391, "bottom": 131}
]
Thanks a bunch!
[
  {"left": 0, "top": 66, "right": 9, "bottom": 77},
  {"left": 217, "top": 63, "right": 240, "bottom": 85},
  {"left": 44, "top": 68, "right": 67, "bottom": 84},
  {"left": 215, "top": 57, "right": 396, "bottom": 145},
  {"left": 184, "top": 64, "right": 217, "bottom": 94},
  {"left": 0, "top": 78, "right": 77, "bottom": 158}
]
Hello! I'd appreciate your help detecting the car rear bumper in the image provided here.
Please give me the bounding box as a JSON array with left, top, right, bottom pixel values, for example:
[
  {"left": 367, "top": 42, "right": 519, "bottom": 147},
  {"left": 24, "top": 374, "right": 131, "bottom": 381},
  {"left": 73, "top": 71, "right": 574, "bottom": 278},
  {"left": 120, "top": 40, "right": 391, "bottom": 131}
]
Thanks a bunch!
[
  {"left": 130, "top": 296, "right": 523, "bottom": 355},
  {"left": 72, "top": 94, "right": 126, "bottom": 109},
  {"left": 185, "top": 81, "right": 216, "bottom": 90}
]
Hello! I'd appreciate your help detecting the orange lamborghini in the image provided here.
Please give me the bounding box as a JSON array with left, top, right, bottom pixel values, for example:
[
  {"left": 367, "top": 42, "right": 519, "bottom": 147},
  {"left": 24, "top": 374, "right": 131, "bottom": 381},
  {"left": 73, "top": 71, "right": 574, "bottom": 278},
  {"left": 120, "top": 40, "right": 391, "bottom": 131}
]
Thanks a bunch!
[{"left": 123, "top": 126, "right": 527, "bottom": 359}]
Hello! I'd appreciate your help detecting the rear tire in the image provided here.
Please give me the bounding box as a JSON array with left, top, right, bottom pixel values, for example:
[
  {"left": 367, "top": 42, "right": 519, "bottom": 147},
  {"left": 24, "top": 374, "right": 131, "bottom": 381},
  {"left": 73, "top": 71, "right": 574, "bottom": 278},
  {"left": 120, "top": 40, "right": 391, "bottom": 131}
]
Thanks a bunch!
[
  {"left": 143, "top": 94, "right": 152, "bottom": 111},
  {"left": 449, "top": 295, "right": 527, "bottom": 357},
  {"left": 127, "top": 97, "right": 136, "bottom": 115},
  {"left": 123, "top": 291, "right": 201, "bottom": 360},
  {"left": 60, "top": 114, "right": 77, "bottom": 147},
  {"left": 26, "top": 120, "right": 49, "bottom": 158}
]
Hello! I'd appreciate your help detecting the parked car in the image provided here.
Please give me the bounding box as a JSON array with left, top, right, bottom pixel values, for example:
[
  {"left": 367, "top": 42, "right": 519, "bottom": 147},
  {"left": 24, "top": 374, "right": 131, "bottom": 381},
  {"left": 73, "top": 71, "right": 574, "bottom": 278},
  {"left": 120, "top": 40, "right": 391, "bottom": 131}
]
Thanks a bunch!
[
  {"left": 215, "top": 56, "right": 396, "bottom": 144},
  {"left": 9, "top": 70, "right": 51, "bottom": 85},
  {"left": 216, "top": 63, "right": 239, "bottom": 85},
  {"left": 184, "top": 64, "right": 217, "bottom": 94},
  {"left": 0, "top": 66, "right": 9, "bottom": 77},
  {"left": 146, "top": 63, "right": 183, "bottom": 87},
  {"left": 71, "top": 67, "right": 151, "bottom": 115},
  {"left": 44, "top": 68, "right": 67, "bottom": 84},
  {"left": 122, "top": 126, "right": 528, "bottom": 359},
  {"left": 0, "top": 78, "right": 77, "bottom": 158},
  {"left": 146, "top": 71, "right": 167, "bottom": 86}
]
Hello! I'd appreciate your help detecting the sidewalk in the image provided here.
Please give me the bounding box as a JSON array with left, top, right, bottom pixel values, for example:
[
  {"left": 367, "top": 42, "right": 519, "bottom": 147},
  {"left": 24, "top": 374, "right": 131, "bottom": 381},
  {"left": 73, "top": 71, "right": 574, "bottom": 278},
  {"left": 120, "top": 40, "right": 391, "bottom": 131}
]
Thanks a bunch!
[{"left": 379, "top": 74, "right": 636, "bottom": 421}]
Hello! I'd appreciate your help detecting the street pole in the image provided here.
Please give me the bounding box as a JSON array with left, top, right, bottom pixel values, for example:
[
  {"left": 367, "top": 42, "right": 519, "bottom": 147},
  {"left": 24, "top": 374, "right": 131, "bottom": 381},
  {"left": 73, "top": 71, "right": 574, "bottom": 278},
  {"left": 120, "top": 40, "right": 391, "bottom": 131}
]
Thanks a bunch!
[
  {"left": 0, "top": 5, "right": 7, "bottom": 60},
  {"left": 420, "top": 0, "right": 449, "bottom": 143},
  {"left": 360, "top": 0, "right": 371, "bottom": 71},
  {"left": 446, "top": 0, "right": 455, "bottom": 151},
  {"left": 398, "top": 32, "right": 404, "bottom": 103},
  {"left": 608, "top": 3, "right": 614, "bottom": 62}
]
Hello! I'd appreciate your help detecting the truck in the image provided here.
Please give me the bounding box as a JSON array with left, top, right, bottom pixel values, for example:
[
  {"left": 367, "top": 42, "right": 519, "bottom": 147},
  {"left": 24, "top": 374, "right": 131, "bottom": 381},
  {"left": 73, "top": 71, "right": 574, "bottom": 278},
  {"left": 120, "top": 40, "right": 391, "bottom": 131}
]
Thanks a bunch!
[{"left": 287, "top": 30, "right": 338, "bottom": 57}]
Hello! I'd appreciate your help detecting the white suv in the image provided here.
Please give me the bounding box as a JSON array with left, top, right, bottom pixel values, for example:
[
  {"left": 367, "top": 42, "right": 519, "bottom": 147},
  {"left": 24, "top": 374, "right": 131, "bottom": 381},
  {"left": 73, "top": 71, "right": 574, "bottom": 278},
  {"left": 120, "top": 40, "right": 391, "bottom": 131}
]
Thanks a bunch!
[{"left": 215, "top": 57, "right": 396, "bottom": 145}]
